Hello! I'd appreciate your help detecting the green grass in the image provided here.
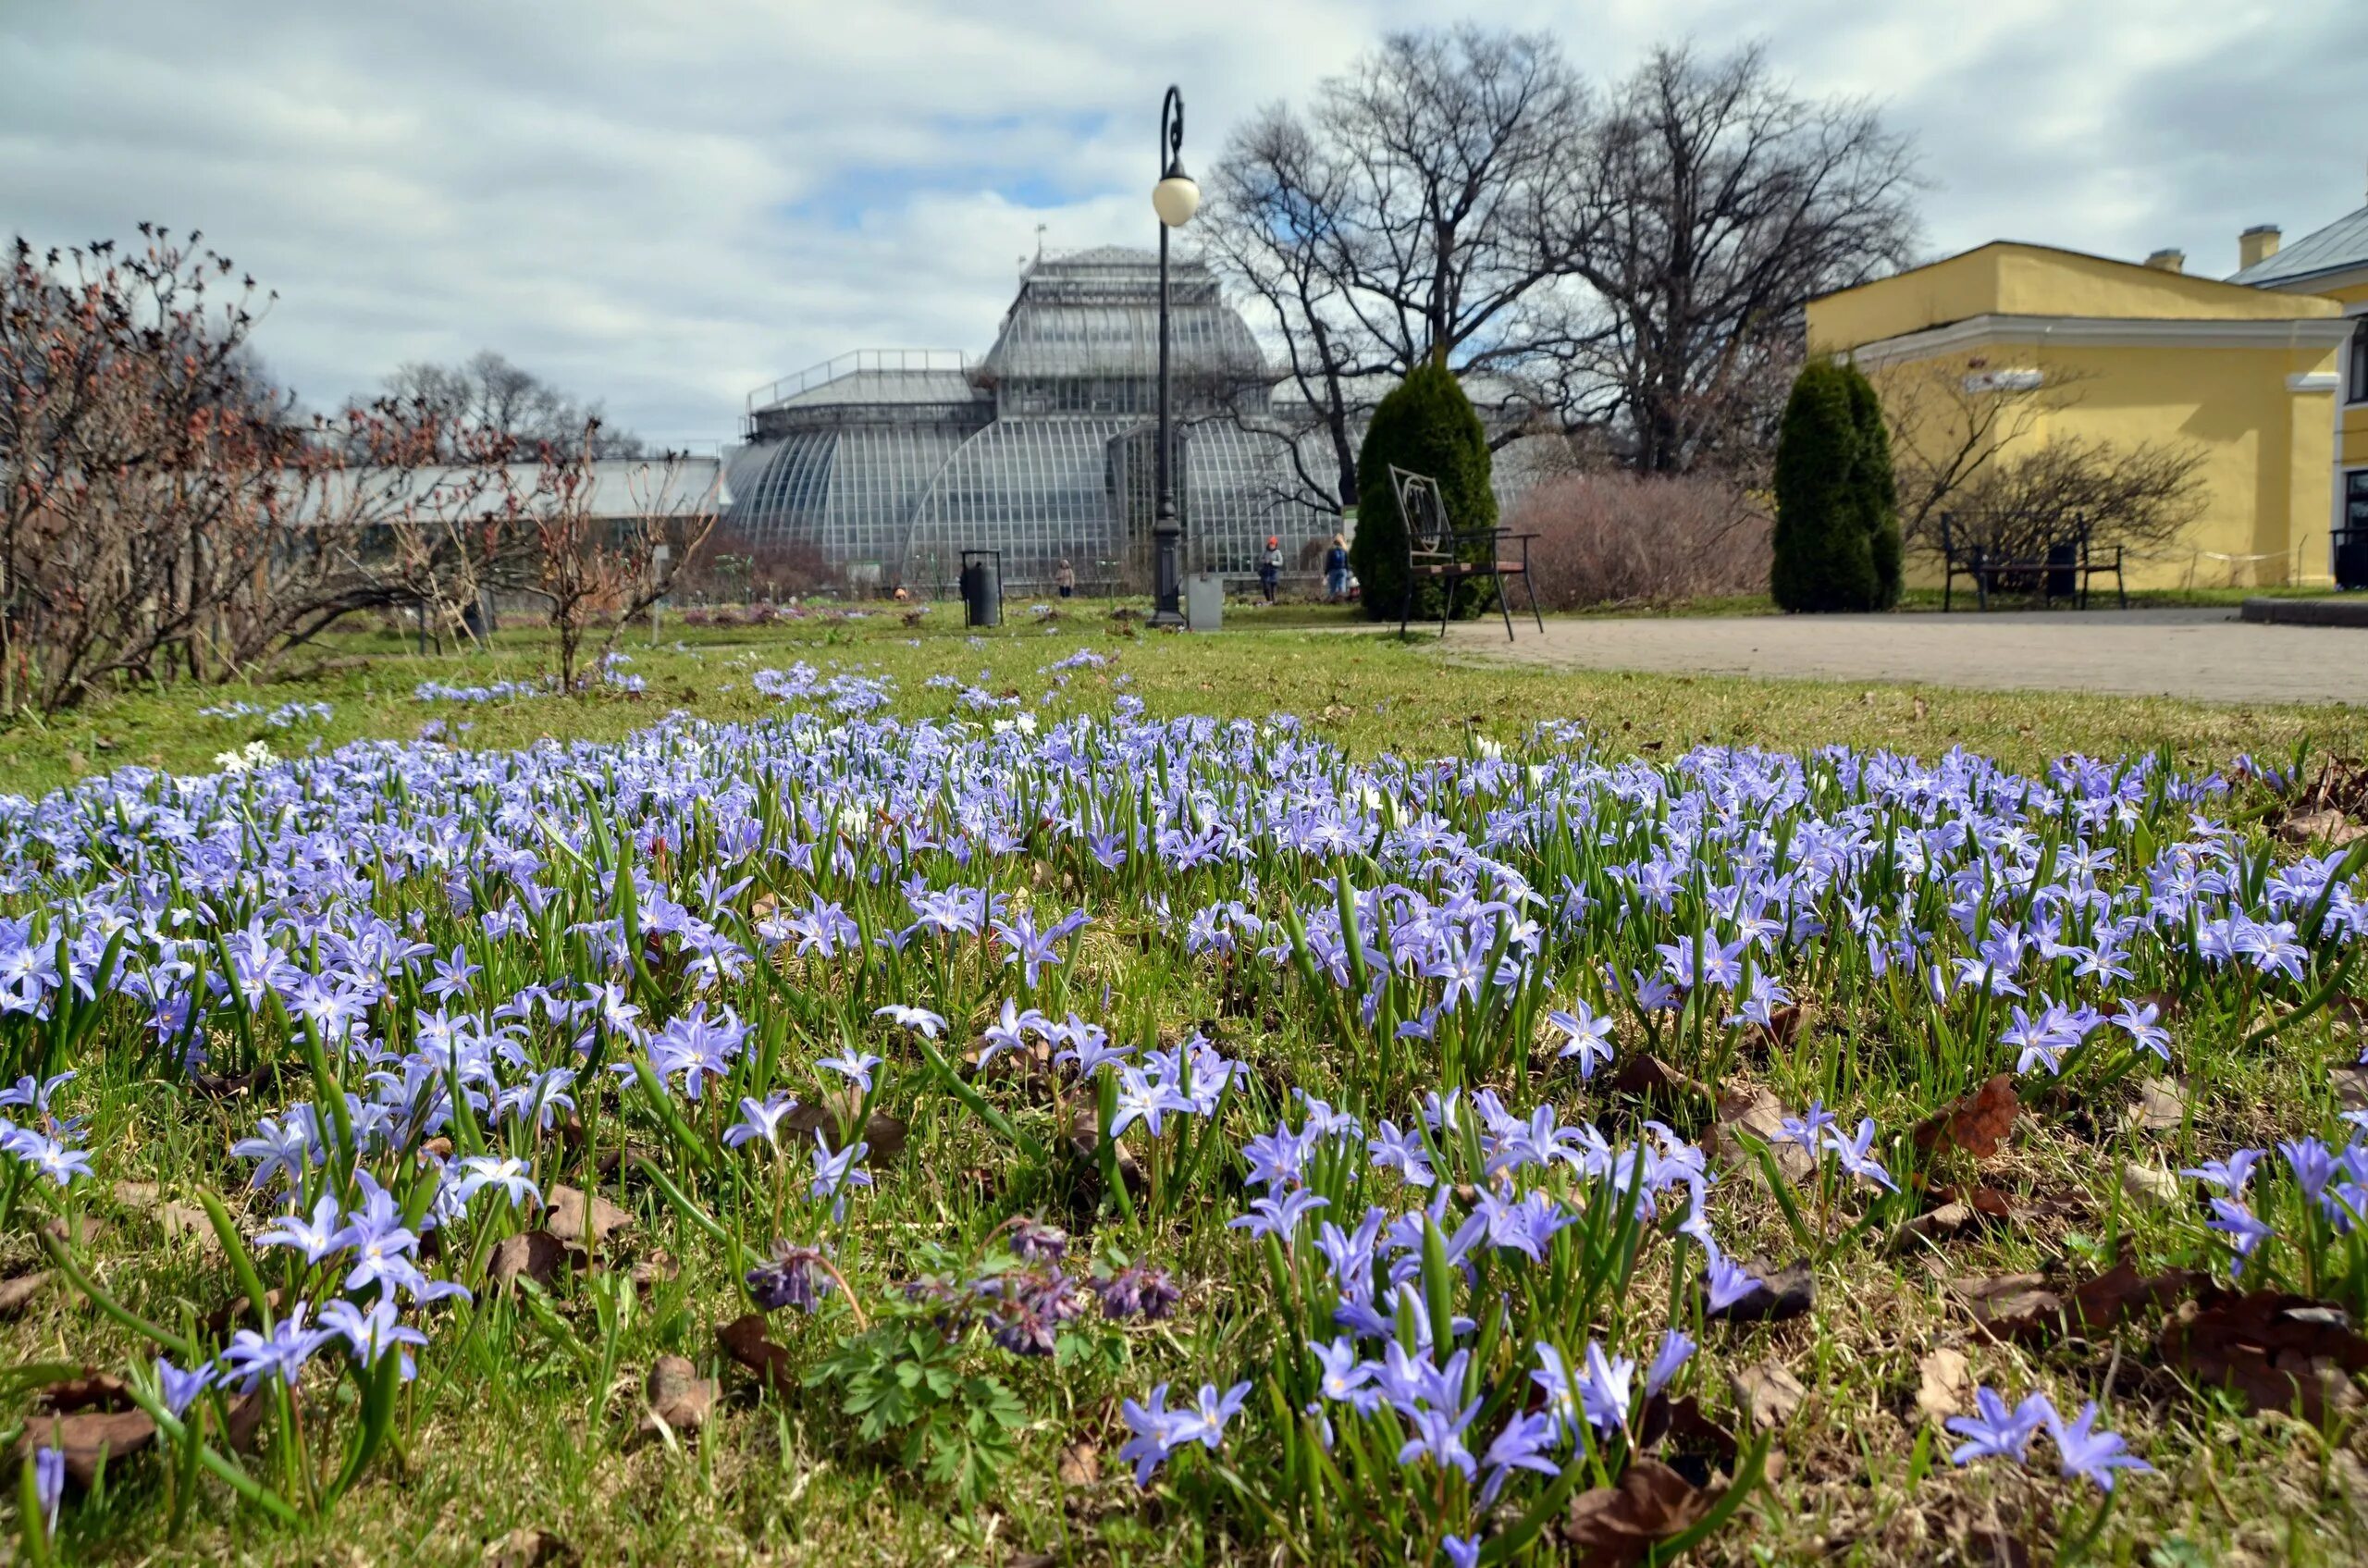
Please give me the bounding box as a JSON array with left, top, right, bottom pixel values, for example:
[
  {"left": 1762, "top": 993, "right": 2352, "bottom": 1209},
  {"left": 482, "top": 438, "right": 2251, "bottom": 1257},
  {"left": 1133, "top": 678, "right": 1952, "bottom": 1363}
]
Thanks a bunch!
[
  {"left": 5, "top": 607, "right": 2368, "bottom": 1566},
  {"left": 3, "top": 603, "right": 2361, "bottom": 799}
]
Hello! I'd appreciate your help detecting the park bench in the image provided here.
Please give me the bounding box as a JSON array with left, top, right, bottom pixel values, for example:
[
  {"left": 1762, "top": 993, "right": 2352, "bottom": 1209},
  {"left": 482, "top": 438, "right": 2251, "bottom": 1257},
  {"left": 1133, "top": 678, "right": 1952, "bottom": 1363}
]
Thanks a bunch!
[
  {"left": 1938, "top": 508, "right": 2126, "bottom": 611},
  {"left": 1390, "top": 464, "right": 1543, "bottom": 641}
]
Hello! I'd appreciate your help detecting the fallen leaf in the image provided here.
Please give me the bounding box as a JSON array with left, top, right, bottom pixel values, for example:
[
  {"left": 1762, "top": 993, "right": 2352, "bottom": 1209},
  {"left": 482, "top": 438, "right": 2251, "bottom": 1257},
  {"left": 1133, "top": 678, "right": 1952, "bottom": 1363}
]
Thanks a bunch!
[
  {"left": 2332, "top": 1065, "right": 2368, "bottom": 1115},
  {"left": 545, "top": 1185, "right": 632, "bottom": 1249},
  {"left": 33, "top": 1374, "right": 133, "bottom": 1414},
  {"left": 1730, "top": 1361, "right": 1806, "bottom": 1429},
  {"left": 2281, "top": 809, "right": 2365, "bottom": 846},
  {"left": 1607, "top": 1052, "right": 1704, "bottom": 1103},
  {"left": 111, "top": 1179, "right": 162, "bottom": 1210},
  {"left": 717, "top": 1313, "right": 795, "bottom": 1391},
  {"left": 1752, "top": 1003, "right": 1805, "bottom": 1053},
  {"left": 1057, "top": 1439, "right": 1100, "bottom": 1487},
  {"left": 783, "top": 1094, "right": 909, "bottom": 1164},
  {"left": 1635, "top": 1394, "right": 1738, "bottom": 1471},
  {"left": 2158, "top": 1289, "right": 2368, "bottom": 1420},
  {"left": 1704, "top": 1257, "right": 1815, "bottom": 1324},
  {"left": 481, "top": 1526, "right": 576, "bottom": 1568},
  {"left": 640, "top": 1354, "right": 717, "bottom": 1437},
  {"left": 1563, "top": 1459, "right": 1720, "bottom": 1565},
  {"left": 2126, "top": 1078, "right": 2187, "bottom": 1134},
  {"left": 1888, "top": 1201, "right": 1978, "bottom": 1253},
  {"left": 1914, "top": 1348, "right": 1970, "bottom": 1427},
  {"left": 0, "top": 1270, "right": 51, "bottom": 1317},
  {"left": 629, "top": 1251, "right": 680, "bottom": 1290},
  {"left": 1958, "top": 1264, "right": 2200, "bottom": 1341},
  {"left": 1953, "top": 1273, "right": 2060, "bottom": 1333},
  {"left": 488, "top": 1229, "right": 574, "bottom": 1290},
  {"left": 16, "top": 1407, "right": 156, "bottom": 1488},
  {"left": 1913, "top": 1074, "right": 2017, "bottom": 1161},
  {"left": 202, "top": 1286, "right": 287, "bottom": 1339},
  {"left": 1711, "top": 1088, "right": 1817, "bottom": 1183},
  {"left": 2121, "top": 1162, "right": 2184, "bottom": 1210}
]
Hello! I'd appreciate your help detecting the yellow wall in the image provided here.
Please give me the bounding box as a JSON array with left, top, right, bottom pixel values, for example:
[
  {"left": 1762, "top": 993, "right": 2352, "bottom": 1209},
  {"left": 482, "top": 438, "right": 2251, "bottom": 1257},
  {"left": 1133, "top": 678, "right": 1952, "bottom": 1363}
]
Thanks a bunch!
[
  {"left": 1806, "top": 242, "right": 2337, "bottom": 355},
  {"left": 1812, "top": 244, "right": 2349, "bottom": 586}
]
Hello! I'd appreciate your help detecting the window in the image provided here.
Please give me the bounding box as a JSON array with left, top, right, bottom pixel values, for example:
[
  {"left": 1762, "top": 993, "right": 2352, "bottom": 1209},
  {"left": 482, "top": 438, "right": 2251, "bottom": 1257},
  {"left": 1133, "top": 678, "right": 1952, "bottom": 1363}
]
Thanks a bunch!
[
  {"left": 2350, "top": 471, "right": 2368, "bottom": 531},
  {"left": 2352, "top": 319, "right": 2368, "bottom": 404}
]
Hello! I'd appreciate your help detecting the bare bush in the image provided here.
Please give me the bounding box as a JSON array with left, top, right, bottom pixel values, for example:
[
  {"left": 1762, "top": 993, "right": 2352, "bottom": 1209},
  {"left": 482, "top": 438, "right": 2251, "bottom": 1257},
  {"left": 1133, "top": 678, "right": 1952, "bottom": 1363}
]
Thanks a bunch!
[{"left": 1508, "top": 472, "right": 1770, "bottom": 608}]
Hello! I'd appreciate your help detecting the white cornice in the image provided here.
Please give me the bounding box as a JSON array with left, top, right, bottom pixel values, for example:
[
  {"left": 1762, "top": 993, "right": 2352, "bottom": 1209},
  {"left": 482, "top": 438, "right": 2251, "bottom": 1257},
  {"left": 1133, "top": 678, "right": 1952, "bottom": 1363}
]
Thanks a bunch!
[
  {"left": 2289, "top": 372, "right": 2342, "bottom": 392},
  {"left": 1839, "top": 312, "right": 2359, "bottom": 367}
]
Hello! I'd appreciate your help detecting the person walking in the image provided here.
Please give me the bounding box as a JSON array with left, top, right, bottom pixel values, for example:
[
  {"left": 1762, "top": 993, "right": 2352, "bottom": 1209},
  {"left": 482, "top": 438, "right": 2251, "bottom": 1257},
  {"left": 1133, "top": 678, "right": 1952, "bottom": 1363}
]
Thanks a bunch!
[
  {"left": 1323, "top": 533, "right": 1350, "bottom": 601},
  {"left": 1259, "top": 537, "right": 1283, "bottom": 604},
  {"left": 1054, "top": 559, "right": 1075, "bottom": 599}
]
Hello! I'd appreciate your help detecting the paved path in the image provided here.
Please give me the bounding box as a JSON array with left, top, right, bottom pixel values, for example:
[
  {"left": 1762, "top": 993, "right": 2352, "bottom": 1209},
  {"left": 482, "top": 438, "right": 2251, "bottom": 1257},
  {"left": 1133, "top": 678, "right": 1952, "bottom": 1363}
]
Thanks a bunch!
[{"left": 1430, "top": 609, "right": 2367, "bottom": 706}]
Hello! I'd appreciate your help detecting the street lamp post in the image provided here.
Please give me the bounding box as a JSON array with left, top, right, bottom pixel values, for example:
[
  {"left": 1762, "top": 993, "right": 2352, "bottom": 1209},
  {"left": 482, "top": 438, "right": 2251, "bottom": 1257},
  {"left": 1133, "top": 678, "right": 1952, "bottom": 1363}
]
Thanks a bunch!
[{"left": 1149, "top": 85, "right": 1200, "bottom": 627}]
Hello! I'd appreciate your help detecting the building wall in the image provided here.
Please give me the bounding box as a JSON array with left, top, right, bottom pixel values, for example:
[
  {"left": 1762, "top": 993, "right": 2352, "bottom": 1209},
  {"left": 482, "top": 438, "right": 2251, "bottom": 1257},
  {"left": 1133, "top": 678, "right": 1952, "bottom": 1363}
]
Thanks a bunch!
[{"left": 1811, "top": 244, "right": 2348, "bottom": 588}]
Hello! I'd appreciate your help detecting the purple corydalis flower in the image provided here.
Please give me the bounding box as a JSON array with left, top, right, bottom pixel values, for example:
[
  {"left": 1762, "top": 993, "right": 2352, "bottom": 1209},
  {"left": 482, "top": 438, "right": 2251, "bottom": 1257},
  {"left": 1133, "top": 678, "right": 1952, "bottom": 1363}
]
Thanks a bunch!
[{"left": 747, "top": 1241, "right": 832, "bottom": 1312}]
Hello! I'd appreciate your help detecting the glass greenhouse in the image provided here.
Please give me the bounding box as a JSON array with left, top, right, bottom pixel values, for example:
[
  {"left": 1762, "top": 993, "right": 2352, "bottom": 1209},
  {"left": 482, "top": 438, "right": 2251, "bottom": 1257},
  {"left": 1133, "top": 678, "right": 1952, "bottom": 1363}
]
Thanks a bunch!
[{"left": 726, "top": 248, "right": 1338, "bottom": 594}]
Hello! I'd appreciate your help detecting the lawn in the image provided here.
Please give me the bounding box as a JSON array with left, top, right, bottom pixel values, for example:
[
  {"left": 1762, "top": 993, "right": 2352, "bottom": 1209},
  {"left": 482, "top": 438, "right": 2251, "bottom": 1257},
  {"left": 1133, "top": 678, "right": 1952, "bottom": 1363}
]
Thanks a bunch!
[{"left": 4, "top": 603, "right": 2368, "bottom": 1566}]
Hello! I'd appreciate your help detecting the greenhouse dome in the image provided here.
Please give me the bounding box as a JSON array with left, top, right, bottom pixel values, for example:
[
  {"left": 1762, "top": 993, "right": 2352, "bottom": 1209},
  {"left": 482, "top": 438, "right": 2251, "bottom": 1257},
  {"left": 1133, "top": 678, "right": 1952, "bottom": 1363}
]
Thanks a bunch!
[{"left": 727, "top": 248, "right": 1337, "bottom": 594}]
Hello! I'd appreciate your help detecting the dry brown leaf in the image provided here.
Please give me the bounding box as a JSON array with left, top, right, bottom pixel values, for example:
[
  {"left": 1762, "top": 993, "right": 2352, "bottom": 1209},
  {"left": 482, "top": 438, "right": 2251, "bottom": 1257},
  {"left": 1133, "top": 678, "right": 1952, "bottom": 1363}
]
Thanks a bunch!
[
  {"left": 1730, "top": 1361, "right": 1806, "bottom": 1429},
  {"left": 629, "top": 1251, "right": 680, "bottom": 1290},
  {"left": 1607, "top": 1052, "right": 1705, "bottom": 1104},
  {"left": 717, "top": 1313, "right": 796, "bottom": 1390},
  {"left": 2126, "top": 1077, "right": 2188, "bottom": 1134},
  {"left": 544, "top": 1185, "right": 632, "bottom": 1248},
  {"left": 1888, "top": 1202, "right": 1978, "bottom": 1253},
  {"left": 202, "top": 1286, "right": 287, "bottom": 1340},
  {"left": 1959, "top": 1264, "right": 2200, "bottom": 1342},
  {"left": 488, "top": 1229, "right": 574, "bottom": 1290},
  {"left": 1711, "top": 1088, "right": 1817, "bottom": 1183},
  {"left": 2158, "top": 1290, "right": 2368, "bottom": 1420},
  {"left": 1914, "top": 1347, "right": 1970, "bottom": 1427},
  {"left": 2121, "top": 1162, "right": 2183, "bottom": 1210},
  {"left": 481, "top": 1526, "right": 577, "bottom": 1568},
  {"left": 1563, "top": 1460, "right": 1720, "bottom": 1566},
  {"left": 1057, "top": 1439, "right": 1100, "bottom": 1488},
  {"left": 2281, "top": 808, "right": 2366, "bottom": 846},
  {"left": 33, "top": 1374, "right": 132, "bottom": 1414},
  {"left": 16, "top": 1407, "right": 156, "bottom": 1488},
  {"left": 1912, "top": 1074, "right": 2017, "bottom": 1161},
  {"left": 640, "top": 1354, "right": 718, "bottom": 1437},
  {"left": 1953, "top": 1272, "right": 2060, "bottom": 1332},
  {"left": 0, "top": 1270, "right": 50, "bottom": 1317},
  {"left": 1635, "top": 1394, "right": 1738, "bottom": 1469},
  {"left": 784, "top": 1093, "right": 910, "bottom": 1164},
  {"left": 1703, "top": 1257, "right": 1814, "bottom": 1324},
  {"left": 2333, "top": 1064, "right": 2368, "bottom": 1115}
]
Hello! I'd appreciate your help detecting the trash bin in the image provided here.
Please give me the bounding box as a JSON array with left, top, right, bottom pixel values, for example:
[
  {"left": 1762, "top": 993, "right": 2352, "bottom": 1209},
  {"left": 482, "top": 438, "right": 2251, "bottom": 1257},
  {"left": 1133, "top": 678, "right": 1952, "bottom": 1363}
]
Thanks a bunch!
[
  {"left": 2044, "top": 542, "right": 2077, "bottom": 600},
  {"left": 959, "top": 549, "right": 1003, "bottom": 628},
  {"left": 1185, "top": 572, "right": 1225, "bottom": 632},
  {"left": 2337, "top": 530, "right": 2368, "bottom": 591}
]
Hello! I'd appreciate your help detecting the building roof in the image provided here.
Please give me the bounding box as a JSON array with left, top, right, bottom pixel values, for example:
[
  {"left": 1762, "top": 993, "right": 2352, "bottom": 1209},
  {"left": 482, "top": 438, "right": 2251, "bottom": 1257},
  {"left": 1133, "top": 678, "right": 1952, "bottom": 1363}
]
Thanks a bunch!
[
  {"left": 2228, "top": 202, "right": 2368, "bottom": 288},
  {"left": 290, "top": 456, "right": 725, "bottom": 525},
  {"left": 773, "top": 368, "right": 983, "bottom": 410}
]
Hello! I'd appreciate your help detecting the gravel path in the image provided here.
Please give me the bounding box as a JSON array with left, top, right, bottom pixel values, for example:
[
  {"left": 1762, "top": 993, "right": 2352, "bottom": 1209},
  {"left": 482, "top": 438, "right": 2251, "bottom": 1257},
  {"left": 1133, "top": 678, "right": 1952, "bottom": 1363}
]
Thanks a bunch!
[{"left": 1427, "top": 608, "right": 2367, "bottom": 705}]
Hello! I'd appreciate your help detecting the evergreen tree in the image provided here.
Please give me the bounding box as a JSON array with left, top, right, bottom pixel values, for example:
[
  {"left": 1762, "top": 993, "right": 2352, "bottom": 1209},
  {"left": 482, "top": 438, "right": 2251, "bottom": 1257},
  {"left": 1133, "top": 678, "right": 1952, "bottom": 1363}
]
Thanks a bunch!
[
  {"left": 1770, "top": 360, "right": 1878, "bottom": 612},
  {"left": 1350, "top": 363, "right": 1497, "bottom": 623},
  {"left": 1843, "top": 362, "right": 1903, "bottom": 607}
]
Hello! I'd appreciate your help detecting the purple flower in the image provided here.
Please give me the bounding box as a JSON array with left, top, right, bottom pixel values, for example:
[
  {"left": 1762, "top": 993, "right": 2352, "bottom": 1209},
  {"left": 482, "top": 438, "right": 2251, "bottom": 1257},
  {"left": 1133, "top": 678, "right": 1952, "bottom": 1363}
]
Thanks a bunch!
[
  {"left": 1478, "top": 1409, "right": 1560, "bottom": 1502},
  {"left": 1006, "top": 1217, "right": 1068, "bottom": 1262},
  {"left": 1824, "top": 1117, "right": 1897, "bottom": 1192},
  {"left": 1775, "top": 1100, "right": 1838, "bottom": 1157},
  {"left": 1577, "top": 1341, "right": 1635, "bottom": 1433},
  {"left": 746, "top": 1241, "right": 833, "bottom": 1312},
  {"left": 2046, "top": 1401, "right": 2152, "bottom": 1491},
  {"left": 1228, "top": 1188, "right": 1329, "bottom": 1241},
  {"left": 816, "top": 1048, "right": 884, "bottom": 1092},
  {"left": 1397, "top": 1399, "right": 1484, "bottom": 1478},
  {"left": 451, "top": 1154, "right": 540, "bottom": 1211},
  {"left": 871, "top": 1004, "right": 947, "bottom": 1039},
  {"left": 1703, "top": 1251, "right": 1762, "bottom": 1314},
  {"left": 1946, "top": 1387, "right": 2054, "bottom": 1466},
  {"left": 32, "top": 1445, "right": 62, "bottom": 1537},
  {"left": 1442, "top": 1537, "right": 1481, "bottom": 1568},
  {"left": 257, "top": 1193, "right": 347, "bottom": 1265},
  {"left": 1119, "top": 1383, "right": 1190, "bottom": 1486},
  {"left": 1547, "top": 1002, "right": 1616, "bottom": 1078},
  {"left": 722, "top": 1093, "right": 800, "bottom": 1150},
  {"left": 1645, "top": 1328, "right": 1695, "bottom": 1398},
  {"left": 155, "top": 1357, "right": 215, "bottom": 1417}
]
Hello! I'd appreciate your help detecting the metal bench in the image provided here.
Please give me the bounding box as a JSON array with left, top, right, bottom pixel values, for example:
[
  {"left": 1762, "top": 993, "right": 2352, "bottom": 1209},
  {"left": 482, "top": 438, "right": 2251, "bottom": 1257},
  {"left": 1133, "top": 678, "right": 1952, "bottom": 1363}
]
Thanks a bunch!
[
  {"left": 1938, "top": 509, "right": 2126, "bottom": 611},
  {"left": 1391, "top": 464, "right": 1543, "bottom": 641}
]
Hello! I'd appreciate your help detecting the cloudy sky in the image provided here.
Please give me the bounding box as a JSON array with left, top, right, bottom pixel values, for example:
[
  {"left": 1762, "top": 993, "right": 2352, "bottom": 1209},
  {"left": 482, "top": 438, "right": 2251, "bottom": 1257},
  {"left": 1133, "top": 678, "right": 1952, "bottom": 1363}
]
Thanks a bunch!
[{"left": 6, "top": 0, "right": 2362, "bottom": 445}]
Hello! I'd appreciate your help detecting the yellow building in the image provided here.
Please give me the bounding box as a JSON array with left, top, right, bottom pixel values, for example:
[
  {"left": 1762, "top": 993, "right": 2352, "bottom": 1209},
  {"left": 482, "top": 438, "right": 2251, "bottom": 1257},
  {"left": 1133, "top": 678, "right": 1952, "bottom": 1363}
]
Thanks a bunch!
[{"left": 1807, "top": 193, "right": 2368, "bottom": 588}]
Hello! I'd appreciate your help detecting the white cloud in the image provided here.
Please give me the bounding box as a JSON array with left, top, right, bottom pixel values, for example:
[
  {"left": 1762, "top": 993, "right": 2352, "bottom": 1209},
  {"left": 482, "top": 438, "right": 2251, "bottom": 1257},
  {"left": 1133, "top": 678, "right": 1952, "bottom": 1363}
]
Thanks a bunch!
[{"left": 2, "top": 0, "right": 2359, "bottom": 442}]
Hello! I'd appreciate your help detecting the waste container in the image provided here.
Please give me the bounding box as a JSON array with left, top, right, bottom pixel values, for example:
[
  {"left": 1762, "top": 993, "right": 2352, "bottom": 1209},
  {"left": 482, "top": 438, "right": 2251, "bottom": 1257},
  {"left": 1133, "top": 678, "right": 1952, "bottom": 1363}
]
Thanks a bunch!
[
  {"left": 1185, "top": 572, "right": 1225, "bottom": 632},
  {"left": 2044, "top": 542, "right": 2077, "bottom": 600},
  {"left": 2337, "top": 530, "right": 2368, "bottom": 591},
  {"left": 958, "top": 549, "right": 1003, "bottom": 629}
]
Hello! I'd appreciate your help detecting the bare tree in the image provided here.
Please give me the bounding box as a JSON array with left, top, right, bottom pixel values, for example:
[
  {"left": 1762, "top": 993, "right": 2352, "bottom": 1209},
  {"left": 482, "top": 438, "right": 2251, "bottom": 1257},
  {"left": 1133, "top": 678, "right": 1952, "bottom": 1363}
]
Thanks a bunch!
[
  {"left": 508, "top": 433, "right": 718, "bottom": 691},
  {"left": 1948, "top": 438, "right": 2208, "bottom": 566},
  {"left": 1560, "top": 43, "right": 1921, "bottom": 473},
  {"left": 377, "top": 350, "right": 646, "bottom": 459},
  {"left": 1868, "top": 355, "right": 2089, "bottom": 552},
  {"left": 1202, "top": 25, "right": 1594, "bottom": 510}
]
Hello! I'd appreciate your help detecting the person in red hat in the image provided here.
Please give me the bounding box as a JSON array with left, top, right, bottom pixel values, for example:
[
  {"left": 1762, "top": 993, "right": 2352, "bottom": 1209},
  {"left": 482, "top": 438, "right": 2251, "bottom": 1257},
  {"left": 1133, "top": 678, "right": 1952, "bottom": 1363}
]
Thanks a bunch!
[{"left": 1259, "top": 535, "right": 1283, "bottom": 604}]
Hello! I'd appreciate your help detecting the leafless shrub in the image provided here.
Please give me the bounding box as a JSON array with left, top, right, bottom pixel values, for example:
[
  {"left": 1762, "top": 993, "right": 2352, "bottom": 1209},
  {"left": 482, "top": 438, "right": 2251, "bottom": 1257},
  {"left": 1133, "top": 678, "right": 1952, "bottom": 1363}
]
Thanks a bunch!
[{"left": 1509, "top": 472, "right": 1770, "bottom": 608}]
